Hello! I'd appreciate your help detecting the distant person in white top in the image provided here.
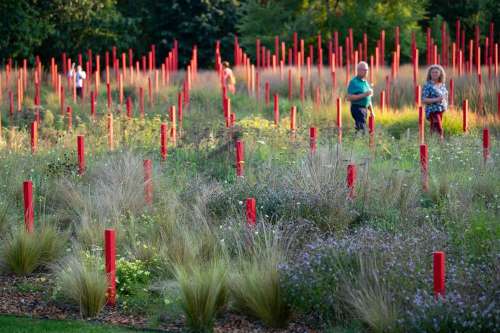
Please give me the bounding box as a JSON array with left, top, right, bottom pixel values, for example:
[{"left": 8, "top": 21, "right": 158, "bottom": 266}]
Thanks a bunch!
[
  {"left": 222, "top": 61, "right": 236, "bottom": 94},
  {"left": 68, "top": 63, "right": 86, "bottom": 99}
]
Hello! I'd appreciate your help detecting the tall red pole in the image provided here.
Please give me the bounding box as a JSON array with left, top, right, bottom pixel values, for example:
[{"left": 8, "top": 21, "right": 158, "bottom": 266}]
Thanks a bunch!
[
  {"left": 104, "top": 229, "right": 116, "bottom": 305},
  {"left": 23, "top": 180, "right": 34, "bottom": 233},
  {"left": 462, "top": 99, "right": 468, "bottom": 133},
  {"left": 418, "top": 106, "right": 425, "bottom": 145},
  {"left": 290, "top": 106, "right": 297, "bottom": 132}
]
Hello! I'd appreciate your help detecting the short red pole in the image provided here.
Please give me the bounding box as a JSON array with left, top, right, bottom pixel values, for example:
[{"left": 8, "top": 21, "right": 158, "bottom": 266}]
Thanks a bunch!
[
  {"left": 483, "top": 127, "right": 490, "bottom": 162},
  {"left": 23, "top": 180, "right": 34, "bottom": 233},
  {"left": 368, "top": 114, "right": 374, "bottom": 134},
  {"left": 347, "top": 164, "right": 356, "bottom": 199},
  {"left": 309, "top": 127, "right": 317, "bottom": 153},
  {"left": 246, "top": 198, "right": 256, "bottom": 226},
  {"left": 144, "top": 159, "right": 153, "bottom": 205},
  {"left": 160, "top": 123, "right": 168, "bottom": 161},
  {"left": 235, "top": 140, "right": 244, "bottom": 177},
  {"left": 420, "top": 144, "right": 429, "bottom": 192},
  {"left": 336, "top": 98, "right": 342, "bottom": 143},
  {"left": 462, "top": 99, "right": 468, "bottom": 133},
  {"left": 30, "top": 121, "right": 38, "bottom": 154},
  {"left": 273, "top": 94, "right": 279, "bottom": 126},
  {"left": 77, "top": 135, "right": 85, "bottom": 175},
  {"left": 104, "top": 229, "right": 116, "bottom": 306},
  {"left": 433, "top": 251, "right": 445, "bottom": 299}
]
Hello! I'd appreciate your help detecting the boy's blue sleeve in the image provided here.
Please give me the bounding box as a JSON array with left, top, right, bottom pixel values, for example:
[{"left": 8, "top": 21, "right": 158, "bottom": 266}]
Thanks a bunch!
[{"left": 347, "top": 80, "right": 355, "bottom": 94}]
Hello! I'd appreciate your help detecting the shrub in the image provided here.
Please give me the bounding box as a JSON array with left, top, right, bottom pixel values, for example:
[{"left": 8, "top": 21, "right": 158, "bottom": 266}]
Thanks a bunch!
[
  {"left": 174, "top": 260, "right": 228, "bottom": 332},
  {"left": 1, "top": 224, "right": 66, "bottom": 275},
  {"left": 55, "top": 255, "right": 108, "bottom": 318},
  {"left": 228, "top": 225, "right": 291, "bottom": 329}
]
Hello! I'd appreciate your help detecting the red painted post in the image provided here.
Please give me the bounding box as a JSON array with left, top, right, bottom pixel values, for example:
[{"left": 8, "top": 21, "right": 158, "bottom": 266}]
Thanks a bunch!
[
  {"left": 144, "top": 159, "right": 153, "bottom": 205},
  {"left": 420, "top": 144, "right": 429, "bottom": 192},
  {"left": 235, "top": 140, "right": 244, "bottom": 177},
  {"left": 30, "top": 121, "right": 38, "bottom": 154},
  {"left": 273, "top": 94, "right": 279, "bottom": 126},
  {"left": 433, "top": 251, "right": 445, "bottom": 299},
  {"left": 483, "top": 128, "right": 490, "bottom": 162},
  {"left": 415, "top": 85, "right": 421, "bottom": 106},
  {"left": 77, "top": 135, "right": 85, "bottom": 175},
  {"left": 309, "top": 127, "right": 317, "bottom": 153},
  {"left": 126, "top": 96, "right": 132, "bottom": 118},
  {"left": 368, "top": 114, "right": 374, "bottom": 134},
  {"left": 449, "top": 79, "right": 454, "bottom": 109},
  {"left": 224, "top": 98, "right": 231, "bottom": 128},
  {"left": 23, "top": 181, "right": 34, "bottom": 233},
  {"left": 462, "top": 99, "right": 468, "bottom": 133},
  {"left": 160, "top": 123, "right": 168, "bottom": 161},
  {"left": 347, "top": 164, "right": 356, "bottom": 199},
  {"left": 104, "top": 229, "right": 116, "bottom": 306},
  {"left": 245, "top": 198, "right": 256, "bottom": 226},
  {"left": 418, "top": 106, "right": 425, "bottom": 145},
  {"left": 106, "top": 83, "right": 111, "bottom": 109},
  {"left": 290, "top": 106, "right": 297, "bottom": 132}
]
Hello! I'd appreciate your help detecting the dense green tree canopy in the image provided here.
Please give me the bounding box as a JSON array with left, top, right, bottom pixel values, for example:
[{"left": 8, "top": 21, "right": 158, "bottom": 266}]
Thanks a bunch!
[{"left": 0, "top": 0, "right": 498, "bottom": 67}]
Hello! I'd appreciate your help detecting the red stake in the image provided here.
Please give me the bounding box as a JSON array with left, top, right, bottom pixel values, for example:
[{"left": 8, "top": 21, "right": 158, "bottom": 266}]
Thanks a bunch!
[
  {"left": 160, "top": 123, "right": 168, "bottom": 161},
  {"left": 77, "top": 135, "right": 85, "bottom": 175},
  {"left": 347, "top": 164, "right": 356, "bottom": 199},
  {"left": 23, "top": 180, "right": 34, "bottom": 233},
  {"left": 483, "top": 128, "right": 490, "bottom": 162},
  {"left": 30, "top": 121, "right": 38, "bottom": 154},
  {"left": 245, "top": 198, "right": 256, "bottom": 226},
  {"left": 433, "top": 251, "right": 445, "bottom": 299},
  {"left": 462, "top": 99, "right": 468, "bottom": 133},
  {"left": 104, "top": 229, "right": 116, "bottom": 306},
  {"left": 144, "top": 159, "right": 153, "bottom": 205},
  {"left": 309, "top": 127, "right": 317, "bottom": 153},
  {"left": 265, "top": 81, "right": 270, "bottom": 106},
  {"left": 420, "top": 144, "right": 429, "bottom": 192},
  {"left": 126, "top": 96, "right": 132, "bottom": 118},
  {"left": 106, "top": 83, "right": 111, "bottom": 109},
  {"left": 235, "top": 140, "right": 244, "bottom": 177}
]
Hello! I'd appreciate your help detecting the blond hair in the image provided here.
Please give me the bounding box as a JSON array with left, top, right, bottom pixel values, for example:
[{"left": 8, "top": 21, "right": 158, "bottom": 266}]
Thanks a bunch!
[{"left": 426, "top": 64, "right": 446, "bottom": 83}]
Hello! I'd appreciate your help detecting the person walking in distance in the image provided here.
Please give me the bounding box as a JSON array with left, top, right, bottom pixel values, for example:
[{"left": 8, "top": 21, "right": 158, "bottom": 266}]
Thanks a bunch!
[
  {"left": 222, "top": 61, "right": 236, "bottom": 94},
  {"left": 422, "top": 65, "right": 448, "bottom": 139},
  {"left": 346, "top": 61, "right": 374, "bottom": 134},
  {"left": 68, "top": 63, "right": 86, "bottom": 99}
]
